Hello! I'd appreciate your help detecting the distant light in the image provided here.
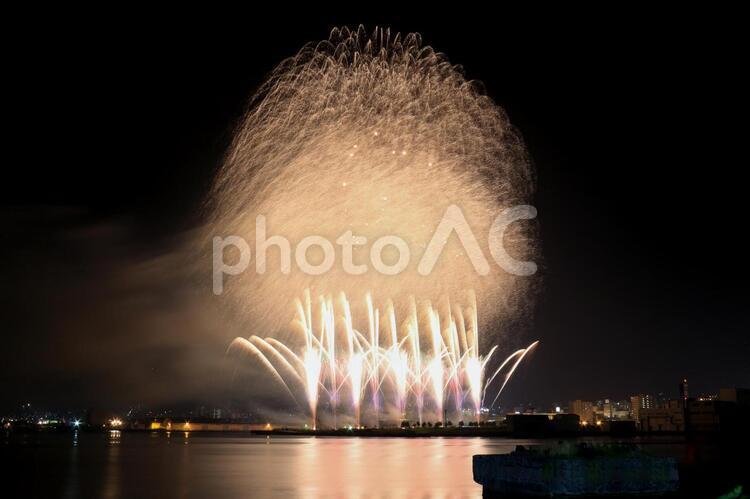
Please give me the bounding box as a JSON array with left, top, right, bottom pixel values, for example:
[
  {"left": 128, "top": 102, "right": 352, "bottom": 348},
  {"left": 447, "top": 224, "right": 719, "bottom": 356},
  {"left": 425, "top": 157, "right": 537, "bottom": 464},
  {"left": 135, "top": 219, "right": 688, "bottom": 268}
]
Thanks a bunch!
[
  {"left": 73, "top": 419, "right": 81, "bottom": 427},
  {"left": 555, "top": 406, "right": 561, "bottom": 413}
]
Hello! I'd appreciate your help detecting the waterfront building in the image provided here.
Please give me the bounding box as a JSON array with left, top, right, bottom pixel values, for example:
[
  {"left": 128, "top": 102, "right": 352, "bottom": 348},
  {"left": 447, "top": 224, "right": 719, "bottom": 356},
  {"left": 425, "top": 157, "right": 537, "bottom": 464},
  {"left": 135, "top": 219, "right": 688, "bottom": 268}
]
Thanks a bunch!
[{"left": 568, "top": 400, "right": 594, "bottom": 424}]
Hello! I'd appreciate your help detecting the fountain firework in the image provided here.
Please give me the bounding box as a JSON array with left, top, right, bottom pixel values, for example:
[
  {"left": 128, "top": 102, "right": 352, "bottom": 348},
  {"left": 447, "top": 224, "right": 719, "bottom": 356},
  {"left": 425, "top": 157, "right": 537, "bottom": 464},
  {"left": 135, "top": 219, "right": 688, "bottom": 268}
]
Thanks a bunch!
[{"left": 229, "top": 290, "right": 538, "bottom": 428}]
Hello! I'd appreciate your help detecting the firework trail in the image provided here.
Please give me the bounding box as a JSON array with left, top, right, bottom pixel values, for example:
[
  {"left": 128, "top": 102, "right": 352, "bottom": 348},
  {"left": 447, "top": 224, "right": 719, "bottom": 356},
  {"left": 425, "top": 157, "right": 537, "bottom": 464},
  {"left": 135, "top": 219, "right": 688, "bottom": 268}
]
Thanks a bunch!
[
  {"left": 207, "top": 26, "right": 535, "bottom": 334},
  {"left": 229, "top": 290, "right": 538, "bottom": 427}
]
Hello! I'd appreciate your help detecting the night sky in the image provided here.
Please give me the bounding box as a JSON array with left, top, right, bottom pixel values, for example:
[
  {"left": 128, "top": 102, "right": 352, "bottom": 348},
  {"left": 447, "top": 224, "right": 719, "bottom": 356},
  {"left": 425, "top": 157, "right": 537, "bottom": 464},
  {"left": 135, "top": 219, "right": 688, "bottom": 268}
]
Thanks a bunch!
[{"left": 3, "top": 11, "right": 748, "bottom": 414}]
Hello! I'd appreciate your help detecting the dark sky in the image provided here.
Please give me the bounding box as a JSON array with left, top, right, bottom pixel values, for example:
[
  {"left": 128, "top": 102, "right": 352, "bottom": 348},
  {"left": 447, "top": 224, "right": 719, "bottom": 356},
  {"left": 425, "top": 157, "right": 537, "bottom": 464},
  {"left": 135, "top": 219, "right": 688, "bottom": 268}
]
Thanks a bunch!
[{"left": 3, "top": 11, "right": 748, "bottom": 414}]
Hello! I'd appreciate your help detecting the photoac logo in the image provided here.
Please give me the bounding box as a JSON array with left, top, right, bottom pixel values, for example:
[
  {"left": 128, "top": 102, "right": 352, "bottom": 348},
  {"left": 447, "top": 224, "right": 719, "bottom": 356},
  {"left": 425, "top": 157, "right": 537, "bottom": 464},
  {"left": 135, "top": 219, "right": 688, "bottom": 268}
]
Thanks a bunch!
[{"left": 212, "top": 204, "right": 537, "bottom": 294}]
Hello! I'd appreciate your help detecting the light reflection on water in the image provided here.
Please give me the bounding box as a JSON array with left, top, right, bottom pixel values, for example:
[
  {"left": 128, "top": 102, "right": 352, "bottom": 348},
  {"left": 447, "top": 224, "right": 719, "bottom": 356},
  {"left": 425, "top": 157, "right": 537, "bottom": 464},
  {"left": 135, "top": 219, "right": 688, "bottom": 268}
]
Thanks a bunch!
[
  {"left": 10, "top": 433, "right": 526, "bottom": 498},
  {"left": 285, "top": 437, "right": 503, "bottom": 498}
]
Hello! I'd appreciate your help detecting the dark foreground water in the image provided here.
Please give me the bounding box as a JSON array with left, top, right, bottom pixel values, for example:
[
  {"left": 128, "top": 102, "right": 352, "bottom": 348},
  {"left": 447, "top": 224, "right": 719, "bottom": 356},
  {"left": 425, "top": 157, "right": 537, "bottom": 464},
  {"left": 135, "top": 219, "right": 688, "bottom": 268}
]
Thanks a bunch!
[{"left": 1, "top": 431, "right": 747, "bottom": 498}]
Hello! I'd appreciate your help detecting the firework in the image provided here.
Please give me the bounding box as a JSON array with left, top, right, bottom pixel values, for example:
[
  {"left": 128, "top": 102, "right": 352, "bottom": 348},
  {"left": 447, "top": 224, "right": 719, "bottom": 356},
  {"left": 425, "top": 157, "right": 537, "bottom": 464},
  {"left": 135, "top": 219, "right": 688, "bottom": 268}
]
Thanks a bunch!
[
  {"left": 207, "top": 26, "right": 536, "bottom": 337},
  {"left": 230, "top": 290, "right": 538, "bottom": 428}
]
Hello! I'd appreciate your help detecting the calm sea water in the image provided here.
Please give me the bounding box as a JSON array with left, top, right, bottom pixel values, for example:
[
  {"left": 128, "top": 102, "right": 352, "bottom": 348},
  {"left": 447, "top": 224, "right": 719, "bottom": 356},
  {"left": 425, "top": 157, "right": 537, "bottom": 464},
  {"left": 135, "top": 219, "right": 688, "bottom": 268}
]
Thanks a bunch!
[
  {"left": 4, "top": 431, "right": 525, "bottom": 498},
  {"left": 1, "top": 431, "right": 745, "bottom": 498}
]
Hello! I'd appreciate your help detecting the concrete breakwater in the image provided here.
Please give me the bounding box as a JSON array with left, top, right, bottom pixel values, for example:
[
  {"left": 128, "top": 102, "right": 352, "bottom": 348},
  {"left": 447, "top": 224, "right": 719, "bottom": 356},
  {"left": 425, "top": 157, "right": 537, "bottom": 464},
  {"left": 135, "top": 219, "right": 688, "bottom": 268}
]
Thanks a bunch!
[{"left": 473, "top": 443, "right": 679, "bottom": 496}]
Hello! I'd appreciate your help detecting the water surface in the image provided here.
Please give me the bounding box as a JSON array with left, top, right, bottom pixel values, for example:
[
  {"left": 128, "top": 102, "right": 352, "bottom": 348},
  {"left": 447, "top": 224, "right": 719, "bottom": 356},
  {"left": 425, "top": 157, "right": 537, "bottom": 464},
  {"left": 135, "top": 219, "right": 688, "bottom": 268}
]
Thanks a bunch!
[{"left": 5, "top": 432, "right": 528, "bottom": 498}]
